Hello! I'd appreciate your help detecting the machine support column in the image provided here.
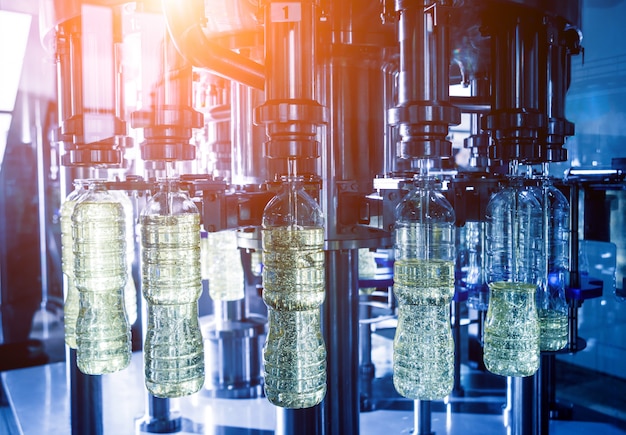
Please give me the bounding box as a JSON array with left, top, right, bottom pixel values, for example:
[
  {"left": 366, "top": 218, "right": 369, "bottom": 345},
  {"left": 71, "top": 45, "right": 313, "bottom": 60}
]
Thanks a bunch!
[{"left": 322, "top": 249, "right": 360, "bottom": 435}]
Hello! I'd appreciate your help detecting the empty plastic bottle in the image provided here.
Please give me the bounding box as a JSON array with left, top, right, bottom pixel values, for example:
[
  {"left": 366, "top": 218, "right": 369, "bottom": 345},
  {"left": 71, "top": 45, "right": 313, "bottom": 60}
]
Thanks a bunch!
[
  {"left": 261, "top": 176, "right": 326, "bottom": 409},
  {"left": 537, "top": 177, "right": 569, "bottom": 352},
  {"left": 484, "top": 177, "right": 542, "bottom": 377},
  {"left": 60, "top": 180, "right": 86, "bottom": 348},
  {"left": 392, "top": 176, "right": 456, "bottom": 400},
  {"left": 141, "top": 179, "right": 204, "bottom": 398},
  {"left": 72, "top": 179, "right": 131, "bottom": 374},
  {"left": 459, "top": 221, "right": 490, "bottom": 311}
]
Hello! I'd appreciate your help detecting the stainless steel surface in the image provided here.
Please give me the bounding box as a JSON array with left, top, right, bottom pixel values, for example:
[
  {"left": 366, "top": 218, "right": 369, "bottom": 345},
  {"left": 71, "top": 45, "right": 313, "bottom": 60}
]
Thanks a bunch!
[{"left": 3, "top": 354, "right": 626, "bottom": 435}]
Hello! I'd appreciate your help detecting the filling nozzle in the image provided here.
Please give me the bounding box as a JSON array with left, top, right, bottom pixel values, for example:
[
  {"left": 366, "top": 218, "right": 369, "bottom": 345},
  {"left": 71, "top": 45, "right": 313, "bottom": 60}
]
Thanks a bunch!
[
  {"left": 254, "top": 0, "right": 327, "bottom": 177},
  {"left": 54, "top": 12, "right": 129, "bottom": 167},
  {"left": 388, "top": 0, "right": 461, "bottom": 162},
  {"left": 130, "top": 21, "right": 203, "bottom": 162}
]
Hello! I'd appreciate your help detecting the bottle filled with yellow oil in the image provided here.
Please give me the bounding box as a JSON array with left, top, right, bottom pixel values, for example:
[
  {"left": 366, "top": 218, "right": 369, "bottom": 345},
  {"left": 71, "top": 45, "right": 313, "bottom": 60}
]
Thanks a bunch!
[
  {"left": 60, "top": 180, "right": 86, "bottom": 349},
  {"left": 72, "top": 179, "right": 131, "bottom": 374},
  {"left": 203, "top": 229, "right": 244, "bottom": 301},
  {"left": 484, "top": 176, "right": 542, "bottom": 377},
  {"left": 113, "top": 190, "right": 138, "bottom": 327},
  {"left": 140, "top": 179, "right": 204, "bottom": 398},
  {"left": 392, "top": 176, "right": 456, "bottom": 400},
  {"left": 483, "top": 281, "right": 540, "bottom": 376},
  {"left": 261, "top": 176, "right": 326, "bottom": 409}
]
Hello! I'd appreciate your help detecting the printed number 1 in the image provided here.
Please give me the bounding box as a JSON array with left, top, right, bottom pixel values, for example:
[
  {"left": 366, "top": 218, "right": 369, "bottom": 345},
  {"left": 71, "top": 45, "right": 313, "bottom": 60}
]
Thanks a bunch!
[{"left": 270, "top": 3, "right": 301, "bottom": 22}]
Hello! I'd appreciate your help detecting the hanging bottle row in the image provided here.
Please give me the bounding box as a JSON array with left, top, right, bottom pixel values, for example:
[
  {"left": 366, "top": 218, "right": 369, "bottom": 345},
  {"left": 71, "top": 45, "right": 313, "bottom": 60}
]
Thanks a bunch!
[{"left": 59, "top": 170, "right": 570, "bottom": 405}]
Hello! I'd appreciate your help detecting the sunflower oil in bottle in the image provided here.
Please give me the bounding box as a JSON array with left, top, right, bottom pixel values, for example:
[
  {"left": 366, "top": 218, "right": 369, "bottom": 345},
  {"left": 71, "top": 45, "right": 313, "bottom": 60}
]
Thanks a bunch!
[
  {"left": 261, "top": 176, "right": 326, "bottom": 409},
  {"left": 141, "top": 179, "right": 204, "bottom": 398},
  {"left": 204, "top": 229, "right": 244, "bottom": 301},
  {"left": 392, "top": 176, "right": 456, "bottom": 400},
  {"left": 113, "top": 190, "right": 138, "bottom": 327},
  {"left": 483, "top": 281, "right": 540, "bottom": 376},
  {"left": 484, "top": 176, "right": 542, "bottom": 377},
  {"left": 60, "top": 180, "right": 86, "bottom": 348},
  {"left": 72, "top": 180, "right": 131, "bottom": 374}
]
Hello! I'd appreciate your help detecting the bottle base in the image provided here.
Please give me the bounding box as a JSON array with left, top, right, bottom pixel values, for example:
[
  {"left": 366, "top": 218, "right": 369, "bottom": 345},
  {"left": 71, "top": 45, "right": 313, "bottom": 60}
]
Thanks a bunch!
[
  {"left": 264, "top": 388, "right": 326, "bottom": 409},
  {"left": 77, "top": 354, "right": 131, "bottom": 375},
  {"left": 146, "top": 377, "right": 205, "bottom": 398}
]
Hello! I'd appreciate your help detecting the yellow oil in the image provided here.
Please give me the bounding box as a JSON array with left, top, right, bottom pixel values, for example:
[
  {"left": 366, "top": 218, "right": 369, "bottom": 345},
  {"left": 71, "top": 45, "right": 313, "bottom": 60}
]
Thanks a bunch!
[
  {"left": 73, "top": 200, "right": 131, "bottom": 374},
  {"left": 144, "top": 304, "right": 205, "bottom": 397},
  {"left": 538, "top": 310, "right": 568, "bottom": 352},
  {"left": 204, "top": 229, "right": 244, "bottom": 301},
  {"left": 60, "top": 190, "right": 81, "bottom": 349},
  {"left": 483, "top": 281, "right": 540, "bottom": 377},
  {"left": 261, "top": 227, "right": 326, "bottom": 408},
  {"left": 392, "top": 259, "right": 455, "bottom": 400},
  {"left": 141, "top": 213, "right": 204, "bottom": 397}
]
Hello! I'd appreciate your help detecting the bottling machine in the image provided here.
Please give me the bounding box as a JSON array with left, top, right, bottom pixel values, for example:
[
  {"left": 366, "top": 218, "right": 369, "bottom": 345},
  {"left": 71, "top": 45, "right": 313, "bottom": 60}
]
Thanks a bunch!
[{"left": 1, "top": 0, "right": 625, "bottom": 434}]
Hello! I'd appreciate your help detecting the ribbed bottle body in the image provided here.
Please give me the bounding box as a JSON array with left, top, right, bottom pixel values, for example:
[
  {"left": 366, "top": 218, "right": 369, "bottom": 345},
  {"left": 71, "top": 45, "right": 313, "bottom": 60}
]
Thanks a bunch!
[
  {"left": 262, "top": 226, "right": 326, "bottom": 408},
  {"left": 393, "top": 258, "right": 454, "bottom": 399},
  {"left": 60, "top": 182, "right": 85, "bottom": 349},
  {"left": 483, "top": 282, "right": 540, "bottom": 376},
  {"left": 113, "top": 190, "right": 138, "bottom": 327},
  {"left": 204, "top": 229, "right": 245, "bottom": 301},
  {"left": 261, "top": 178, "right": 326, "bottom": 409},
  {"left": 392, "top": 179, "right": 455, "bottom": 400},
  {"left": 141, "top": 182, "right": 204, "bottom": 398},
  {"left": 144, "top": 303, "right": 204, "bottom": 397},
  {"left": 72, "top": 182, "right": 131, "bottom": 374},
  {"left": 484, "top": 181, "right": 542, "bottom": 377}
]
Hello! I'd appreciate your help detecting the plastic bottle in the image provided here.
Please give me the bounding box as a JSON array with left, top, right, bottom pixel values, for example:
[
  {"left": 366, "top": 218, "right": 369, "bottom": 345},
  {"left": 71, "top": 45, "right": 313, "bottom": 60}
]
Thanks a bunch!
[
  {"left": 72, "top": 179, "right": 131, "bottom": 374},
  {"left": 60, "top": 180, "right": 86, "bottom": 348},
  {"left": 484, "top": 177, "right": 542, "bottom": 377},
  {"left": 261, "top": 176, "right": 326, "bottom": 409},
  {"left": 112, "top": 190, "right": 138, "bottom": 326},
  {"left": 204, "top": 229, "right": 245, "bottom": 301},
  {"left": 141, "top": 179, "right": 205, "bottom": 398},
  {"left": 537, "top": 178, "right": 569, "bottom": 351},
  {"left": 460, "top": 221, "right": 490, "bottom": 311},
  {"left": 392, "top": 176, "right": 456, "bottom": 400}
]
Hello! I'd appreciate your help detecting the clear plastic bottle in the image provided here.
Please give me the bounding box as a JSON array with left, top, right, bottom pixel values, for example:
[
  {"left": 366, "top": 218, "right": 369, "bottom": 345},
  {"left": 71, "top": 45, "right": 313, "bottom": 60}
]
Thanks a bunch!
[
  {"left": 359, "top": 248, "right": 378, "bottom": 294},
  {"left": 140, "top": 179, "right": 205, "bottom": 398},
  {"left": 261, "top": 176, "right": 326, "bottom": 409},
  {"left": 112, "top": 190, "right": 138, "bottom": 326},
  {"left": 484, "top": 177, "right": 542, "bottom": 377},
  {"left": 537, "top": 178, "right": 569, "bottom": 351},
  {"left": 204, "top": 229, "right": 245, "bottom": 301},
  {"left": 459, "top": 221, "right": 489, "bottom": 311},
  {"left": 60, "top": 180, "right": 86, "bottom": 348},
  {"left": 72, "top": 179, "right": 131, "bottom": 374},
  {"left": 392, "top": 176, "right": 455, "bottom": 400}
]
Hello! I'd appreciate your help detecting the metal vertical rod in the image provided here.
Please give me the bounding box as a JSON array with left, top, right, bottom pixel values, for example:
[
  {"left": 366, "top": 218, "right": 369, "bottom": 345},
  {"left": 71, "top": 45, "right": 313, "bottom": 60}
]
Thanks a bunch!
[
  {"left": 568, "top": 183, "right": 580, "bottom": 351},
  {"left": 276, "top": 407, "right": 322, "bottom": 435},
  {"left": 412, "top": 400, "right": 433, "bottom": 435},
  {"left": 139, "top": 395, "right": 182, "bottom": 433},
  {"left": 70, "top": 349, "right": 103, "bottom": 435},
  {"left": 507, "top": 376, "right": 537, "bottom": 435},
  {"left": 359, "top": 298, "right": 375, "bottom": 411},
  {"left": 537, "top": 354, "right": 555, "bottom": 435},
  {"left": 34, "top": 98, "right": 49, "bottom": 335},
  {"left": 322, "top": 249, "right": 360, "bottom": 435}
]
